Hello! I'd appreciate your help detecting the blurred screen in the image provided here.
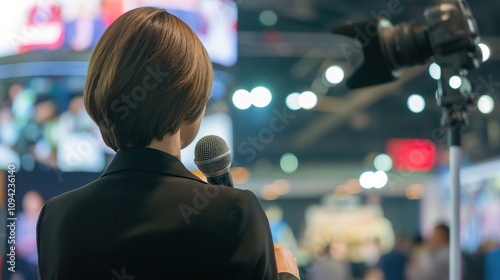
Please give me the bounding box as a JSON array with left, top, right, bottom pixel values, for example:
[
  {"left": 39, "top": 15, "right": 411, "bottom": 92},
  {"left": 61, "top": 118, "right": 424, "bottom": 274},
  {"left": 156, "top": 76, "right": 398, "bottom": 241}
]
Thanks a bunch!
[
  {"left": 0, "top": 0, "right": 237, "bottom": 66},
  {"left": 0, "top": 78, "right": 232, "bottom": 172}
]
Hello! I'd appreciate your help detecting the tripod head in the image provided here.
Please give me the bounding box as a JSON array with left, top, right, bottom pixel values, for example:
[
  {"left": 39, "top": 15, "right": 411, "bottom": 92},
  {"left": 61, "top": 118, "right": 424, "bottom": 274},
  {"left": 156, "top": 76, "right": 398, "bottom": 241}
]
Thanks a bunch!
[{"left": 425, "top": 0, "right": 482, "bottom": 145}]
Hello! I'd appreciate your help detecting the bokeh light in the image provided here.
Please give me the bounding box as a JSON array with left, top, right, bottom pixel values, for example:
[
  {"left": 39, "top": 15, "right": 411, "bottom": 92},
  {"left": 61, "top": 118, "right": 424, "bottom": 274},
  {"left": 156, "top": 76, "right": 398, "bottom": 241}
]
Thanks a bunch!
[
  {"left": 231, "top": 167, "right": 251, "bottom": 184},
  {"left": 251, "top": 86, "right": 272, "bottom": 108},
  {"left": 406, "top": 184, "right": 426, "bottom": 200},
  {"left": 280, "top": 153, "right": 299, "bottom": 173},
  {"left": 479, "top": 43, "right": 491, "bottom": 62},
  {"left": 259, "top": 10, "right": 278, "bottom": 26},
  {"left": 407, "top": 94, "right": 425, "bottom": 113},
  {"left": 325, "top": 65, "right": 345, "bottom": 84},
  {"left": 429, "top": 63, "right": 441, "bottom": 80},
  {"left": 359, "top": 171, "right": 374, "bottom": 189},
  {"left": 286, "top": 92, "right": 301, "bottom": 110},
  {"left": 373, "top": 171, "right": 388, "bottom": 189},
  {"left": 232, "top": 89, "right": 252, "bottom": 110},
  {"left": 298, "top": 91, "right": 317, "bottom": 110},
  {"left": 374, "top": 153, "right": 393, "bottom": 172},
  {"left": 449, "top": 76, "right": 462, "bottom": 89},
  {"left": 478, "top": 95, "right": 494, "bottom": 114}
]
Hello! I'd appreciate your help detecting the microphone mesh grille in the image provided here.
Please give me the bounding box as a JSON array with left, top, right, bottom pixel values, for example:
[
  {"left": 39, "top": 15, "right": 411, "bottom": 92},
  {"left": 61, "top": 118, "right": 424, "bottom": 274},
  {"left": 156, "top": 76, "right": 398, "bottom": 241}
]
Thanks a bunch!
[{"left": 194, "top": 135, "right": 231, "bottom": 175}]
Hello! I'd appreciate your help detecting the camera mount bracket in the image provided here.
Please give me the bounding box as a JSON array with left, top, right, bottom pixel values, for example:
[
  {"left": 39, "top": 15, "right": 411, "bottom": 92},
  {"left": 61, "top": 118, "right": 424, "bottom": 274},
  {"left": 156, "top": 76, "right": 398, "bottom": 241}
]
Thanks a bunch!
[{"left": 425, "top": 1, "right": 482, "bottom": 279}]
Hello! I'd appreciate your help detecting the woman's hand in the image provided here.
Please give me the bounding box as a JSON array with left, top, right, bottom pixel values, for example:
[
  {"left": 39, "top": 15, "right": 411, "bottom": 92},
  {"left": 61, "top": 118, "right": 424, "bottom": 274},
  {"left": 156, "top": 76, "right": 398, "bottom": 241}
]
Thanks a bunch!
[{"left": 274, "top": 243, "right": 300, "bottom": 279}]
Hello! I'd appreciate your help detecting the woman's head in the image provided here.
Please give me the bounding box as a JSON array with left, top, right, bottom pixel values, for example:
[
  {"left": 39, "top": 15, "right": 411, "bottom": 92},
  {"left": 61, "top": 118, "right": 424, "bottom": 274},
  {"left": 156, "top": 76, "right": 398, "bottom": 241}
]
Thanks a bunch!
[{"left": 84, "top": 7, "right": 212, "bottom": 151}]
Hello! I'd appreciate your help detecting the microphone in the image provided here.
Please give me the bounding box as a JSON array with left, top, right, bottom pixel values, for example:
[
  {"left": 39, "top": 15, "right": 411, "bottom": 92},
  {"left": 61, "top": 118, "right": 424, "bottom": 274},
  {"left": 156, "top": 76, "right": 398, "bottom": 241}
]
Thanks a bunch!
[{"left": 194, "top": 135, "right": 234, "bottom": 188}]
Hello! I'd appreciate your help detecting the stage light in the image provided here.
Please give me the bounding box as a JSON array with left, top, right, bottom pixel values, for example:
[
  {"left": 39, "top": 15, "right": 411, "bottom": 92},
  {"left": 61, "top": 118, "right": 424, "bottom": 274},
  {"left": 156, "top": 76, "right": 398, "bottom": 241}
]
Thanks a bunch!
[
  {"left": 259, "top": 10, "right": 278, "bottom": 26},
  {"left": 373, "top": 171, "right": 388, "bottom": 189},
  {"left": 478, "top": 95, "right": 494, "bottom": 114},
  {"left": 280, "top": 153, "right": 298, "bottom": 173},
  {"left": 429, "top": 63, "right": 441, "bottom": 80},
  {"left": 232, "top": 89, "right": 252, "bottom": 110},
  {"left": 286, "top": 93, "right": 301, "bottom": 110},
  {"left": 298, "top": 91, "right": 317, "bottom": 110},
  {"left": 374, "top": 153, "right": 393, "bottom": 172},
  {"left": 325, "top": 65, "right": 344, "bottom": 84},
  {"left": 251, "top": 86, "right": 272, "bottom": 108},
  {"left": 407, "top": 94, "right": 425, "bottom": 113},
  {"left": 479, "top": 43, "right": 491, "bottom": 62},
  {"left": 449, "top": 76, "right": 462, "bottom": 89}
]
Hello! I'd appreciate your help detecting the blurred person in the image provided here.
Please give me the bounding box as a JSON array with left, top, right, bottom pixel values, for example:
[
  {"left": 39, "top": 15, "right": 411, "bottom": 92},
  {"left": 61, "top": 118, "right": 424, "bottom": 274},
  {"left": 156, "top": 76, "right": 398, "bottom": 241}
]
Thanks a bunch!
[
  {"left": 17, "top": 191, "right": 45, "bottom": 280},
  {"left": 406, "top": 224, "right": 451, "bottom": 280},
  {"left": 363, "top": 238, "right": 383, "bottom": 267},
  {"left": 15, "top": 98, "right": 58, "bottom": 167},
  {"left": 267, "top": 206, "right": 298, "bottom": 255},
  {"left": 57, "top": 96, "right": 94, "bottom": 133},
  {"left": 62, "top": 0, "right": 106, "bottom": 51},
  {"left": 377, "top": 235, "right": 408, "bottom": 280},
  {"left": 461, "top": 239, "right": 499, "bottom": 280},
  {"left": 405, "top": 234, "right": 426, "bottom": 280},
  {"left": 36, "top": 7, "right": 299, "bottom": 280},
  {"left": 362, "top": 238, "right": 385, "bottom": 280},
  {"left": 349, "top": 240, "right": 369, "bottom": 279},
  {"left": 8, "top": 84, "right": 36, "bottom": 130},
  {"left": 56, "top": 95, "right": 105, "bottom": 171},
  {"left": 364, "top": 268, "right": 384, "bottom": 280},
  {"left": 308, "top": 242, "right": 352, "bottom": 280},
  {"left": 0, "top": 105, "right": 18, "bottom": 147}
]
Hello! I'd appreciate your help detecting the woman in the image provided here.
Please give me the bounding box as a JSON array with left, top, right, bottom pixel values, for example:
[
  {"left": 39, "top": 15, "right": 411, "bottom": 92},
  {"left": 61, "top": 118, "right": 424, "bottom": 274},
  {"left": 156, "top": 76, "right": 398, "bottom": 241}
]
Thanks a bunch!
[{"left": 36, "top": 7, "right": 298, "bottom": 279}]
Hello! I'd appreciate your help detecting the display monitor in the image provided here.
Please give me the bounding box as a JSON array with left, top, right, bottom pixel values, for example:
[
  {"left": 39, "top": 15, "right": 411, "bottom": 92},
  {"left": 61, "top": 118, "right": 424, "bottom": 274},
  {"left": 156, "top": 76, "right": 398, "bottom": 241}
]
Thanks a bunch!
[{"left": 0, "top": 0, "right": 237, "bottom": 66}]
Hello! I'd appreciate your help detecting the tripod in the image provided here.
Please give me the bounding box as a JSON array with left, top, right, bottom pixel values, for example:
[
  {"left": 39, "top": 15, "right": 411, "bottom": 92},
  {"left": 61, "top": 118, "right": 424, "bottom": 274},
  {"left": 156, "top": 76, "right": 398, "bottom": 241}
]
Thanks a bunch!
[{"left": 436, "top": 61, "right": 479, "bottom": 280}]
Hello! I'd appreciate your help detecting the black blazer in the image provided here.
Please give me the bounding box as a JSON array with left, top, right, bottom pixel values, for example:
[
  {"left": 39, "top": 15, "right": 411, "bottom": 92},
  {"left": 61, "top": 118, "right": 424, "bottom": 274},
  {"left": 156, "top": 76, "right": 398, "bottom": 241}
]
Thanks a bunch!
[{"left": 36, "top": 147, "right": 280, "bottom": 279}]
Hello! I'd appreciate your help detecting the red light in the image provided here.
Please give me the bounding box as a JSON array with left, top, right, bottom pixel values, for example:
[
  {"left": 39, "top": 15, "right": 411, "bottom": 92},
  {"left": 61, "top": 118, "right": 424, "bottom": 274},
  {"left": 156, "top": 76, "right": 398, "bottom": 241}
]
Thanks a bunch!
[{"left": 386, "top": 138, "right": 436, "bottom": 171}]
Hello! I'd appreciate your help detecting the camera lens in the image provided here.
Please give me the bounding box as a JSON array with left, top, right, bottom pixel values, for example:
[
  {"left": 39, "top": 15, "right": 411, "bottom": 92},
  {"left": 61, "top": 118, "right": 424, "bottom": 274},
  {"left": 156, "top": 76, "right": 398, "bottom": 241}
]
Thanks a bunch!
[
  {"left": 331, "top": 18, "right": 434, "bottom": 89},
  {"left": 379, "top": 20, "right": 433, "bottom": 69}
]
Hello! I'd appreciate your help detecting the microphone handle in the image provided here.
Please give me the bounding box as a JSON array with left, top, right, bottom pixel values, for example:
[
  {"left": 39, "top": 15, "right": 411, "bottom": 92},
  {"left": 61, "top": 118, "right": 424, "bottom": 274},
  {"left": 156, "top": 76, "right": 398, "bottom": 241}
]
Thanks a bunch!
[{"left": 207, "top": 173, "right": 234, "bottom": 188}]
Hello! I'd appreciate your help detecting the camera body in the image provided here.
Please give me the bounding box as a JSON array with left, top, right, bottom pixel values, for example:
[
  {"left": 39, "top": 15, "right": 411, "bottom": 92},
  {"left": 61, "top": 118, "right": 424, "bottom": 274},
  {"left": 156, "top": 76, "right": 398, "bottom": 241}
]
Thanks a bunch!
[{"left": 332, "top": 0, "right": 481, "bottom": 90}]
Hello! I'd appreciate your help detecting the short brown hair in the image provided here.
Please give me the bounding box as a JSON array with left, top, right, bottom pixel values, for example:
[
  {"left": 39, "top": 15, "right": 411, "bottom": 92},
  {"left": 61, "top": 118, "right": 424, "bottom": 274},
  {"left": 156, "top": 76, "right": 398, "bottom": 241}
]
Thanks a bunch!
[{"left": 84, "top": 7, "right": 212, "bottom": 151}]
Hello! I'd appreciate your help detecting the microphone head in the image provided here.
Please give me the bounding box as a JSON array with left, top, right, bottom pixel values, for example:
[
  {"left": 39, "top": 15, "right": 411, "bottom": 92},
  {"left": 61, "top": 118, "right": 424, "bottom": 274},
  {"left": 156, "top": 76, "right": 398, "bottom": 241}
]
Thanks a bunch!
[{"left": 194, "top": 135, "right": 231, "bottom": 177}]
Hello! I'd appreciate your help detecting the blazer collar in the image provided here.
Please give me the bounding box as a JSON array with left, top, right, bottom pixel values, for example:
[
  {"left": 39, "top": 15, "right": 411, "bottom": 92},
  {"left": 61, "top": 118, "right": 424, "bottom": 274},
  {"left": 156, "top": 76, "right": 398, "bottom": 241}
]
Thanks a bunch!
[{"left": 100, "top": 147, "right": 206, "bottom": 184}]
